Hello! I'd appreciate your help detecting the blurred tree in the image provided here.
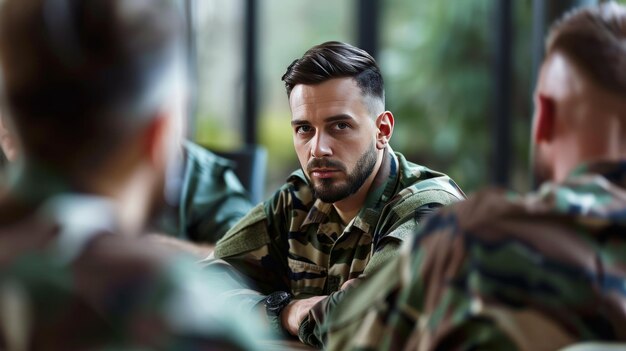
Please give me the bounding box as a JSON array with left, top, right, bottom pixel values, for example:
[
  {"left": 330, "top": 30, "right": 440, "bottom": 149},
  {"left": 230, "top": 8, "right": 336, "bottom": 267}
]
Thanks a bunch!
[
  {"left": 193, "top": 0, "right": 544, "bottom": 196},
  {"left": 380, "top": 0, "right": 533, "bottom": 193},
  {"left": 194, "top": 0, "right": 245, "bottom": 150}
]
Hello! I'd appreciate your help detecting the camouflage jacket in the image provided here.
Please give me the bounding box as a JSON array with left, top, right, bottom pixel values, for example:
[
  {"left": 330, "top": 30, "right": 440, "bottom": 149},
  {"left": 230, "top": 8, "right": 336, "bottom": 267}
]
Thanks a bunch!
[
  {"left": 320, "top": 161, "right": 626, "bottom": 351},
  {"left": 154, "top": 141, "right": 253, "bottom": 243},
  {"left": 0, "top": 194, "right": 266, "bottom": 350},
  {"left": 213, "top": 148, "right": 465, "bottom": 345}
]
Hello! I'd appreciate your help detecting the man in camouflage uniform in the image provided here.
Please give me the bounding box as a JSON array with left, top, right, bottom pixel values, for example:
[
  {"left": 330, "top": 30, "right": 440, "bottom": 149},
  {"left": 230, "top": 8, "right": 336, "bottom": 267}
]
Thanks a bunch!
[
  {"left": 1, "top": 109, "right": 252, "bottom": 247},
  {"left": 211, "top": 41, "right": 465, "bottom": 344},
  {"left": 1, "top": 113, "right": 252, "bottom": 249},
  {"left": 149, "top": 140, "right": 253, "bottom": 257},
  {"left": 145, "top": 141, "right": 253, "bottom": 258},
  {"left": 157, "top": 141, "right": 253, "bottom": 243},
  {"left": 317, "top": 3, "right": 626, "bottom": 350},
  {"left": 0, "top": 0, "right": 265, "bottom": 348}
]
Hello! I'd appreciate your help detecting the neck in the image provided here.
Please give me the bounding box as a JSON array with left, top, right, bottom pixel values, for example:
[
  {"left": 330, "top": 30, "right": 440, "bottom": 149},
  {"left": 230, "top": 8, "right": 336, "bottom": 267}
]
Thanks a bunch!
[
  {"left": 13, "top": 159, "right": 157, "bottom": 236},
  {"left": 333, "top": 188, "right": 370, "bottom": 226},
  {"left": 88, "top": 165, "right": 158, "bottom": 236},
  {"left": 333, "top": 148, "right": 386, "bottom": 225},
  {"left": 553, "top": 113, "right": 626, "bottom": 182}
]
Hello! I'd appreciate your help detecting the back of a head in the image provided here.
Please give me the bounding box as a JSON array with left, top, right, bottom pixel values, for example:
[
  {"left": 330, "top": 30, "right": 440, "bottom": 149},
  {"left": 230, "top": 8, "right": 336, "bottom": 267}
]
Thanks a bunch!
[
  {"left": 546, "top": 2, "right": 626, "bottom": 97},
  {"left": 281, "top": 41, "right": 385, "bottom": 113},
  {"left": 0, "top": 0, "right": 186, "bottom": 172}
]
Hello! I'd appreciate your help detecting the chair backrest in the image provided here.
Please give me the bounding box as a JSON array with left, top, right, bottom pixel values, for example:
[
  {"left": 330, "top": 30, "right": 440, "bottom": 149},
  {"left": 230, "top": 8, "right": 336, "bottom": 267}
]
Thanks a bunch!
[{"left": 211, "top": 145, "right": 267, "bottom": 205}]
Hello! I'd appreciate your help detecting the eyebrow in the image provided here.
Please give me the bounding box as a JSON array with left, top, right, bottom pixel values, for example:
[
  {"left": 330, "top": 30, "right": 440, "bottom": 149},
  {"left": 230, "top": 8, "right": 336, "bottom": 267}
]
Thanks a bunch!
[{"left": 290, "top": 114, "right": 356, "bottom": 127}]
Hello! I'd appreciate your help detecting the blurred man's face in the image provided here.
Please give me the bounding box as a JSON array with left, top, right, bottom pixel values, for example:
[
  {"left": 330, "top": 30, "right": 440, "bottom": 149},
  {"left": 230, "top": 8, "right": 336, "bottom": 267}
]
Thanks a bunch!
[
  {"left": 0, "top": 116, "right": 18, "bottom": 162},
  {"left": 289, "top": 78, "right": 380, "bottom": 203}
]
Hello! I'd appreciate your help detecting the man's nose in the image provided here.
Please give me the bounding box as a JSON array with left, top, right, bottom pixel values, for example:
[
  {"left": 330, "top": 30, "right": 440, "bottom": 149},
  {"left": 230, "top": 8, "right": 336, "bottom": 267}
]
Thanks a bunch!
[{"left": 311, "top": 132, "right": 332, "bottom": 158}]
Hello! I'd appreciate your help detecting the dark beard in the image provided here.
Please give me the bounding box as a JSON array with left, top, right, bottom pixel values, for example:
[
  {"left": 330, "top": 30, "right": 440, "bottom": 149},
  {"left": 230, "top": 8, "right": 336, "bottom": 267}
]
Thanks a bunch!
[{"left": 309, "top": 143, "right": 377, "bottom": 203}]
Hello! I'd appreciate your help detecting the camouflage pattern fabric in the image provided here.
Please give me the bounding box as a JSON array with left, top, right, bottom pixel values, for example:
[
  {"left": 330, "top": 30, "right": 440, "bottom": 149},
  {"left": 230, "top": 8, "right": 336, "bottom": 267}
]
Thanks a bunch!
[
  {"left": 212, "top": 147, "right": 465, "bottom": 345},
  {"left": 0, "top": 194, "right": 267, "bottom": 350},
  {"left": 154, "top": 141, "right": 253, "bottom": 244},
  {"left": 320, "top": 161, "right": 626, "bottom": 351}
]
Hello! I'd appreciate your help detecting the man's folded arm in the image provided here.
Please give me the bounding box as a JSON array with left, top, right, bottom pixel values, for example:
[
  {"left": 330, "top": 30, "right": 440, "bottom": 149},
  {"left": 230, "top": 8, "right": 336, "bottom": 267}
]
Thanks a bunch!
[
  {"left": 296, "top": 201, "right": 447, "bottom": 347},
  {"left": 207, "top": 200, "right": 291, "bottom": 312}
]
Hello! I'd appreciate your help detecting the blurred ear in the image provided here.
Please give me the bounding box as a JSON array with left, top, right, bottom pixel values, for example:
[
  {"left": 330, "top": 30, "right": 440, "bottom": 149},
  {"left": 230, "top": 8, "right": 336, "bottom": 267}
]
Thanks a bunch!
[
  {"left": 142, "top": 112, "right": 170, "bottom": 169},
  {"left": 375, "top": 111, "right": 394, "bottom": 150},
  {"left": 534, "top": 94, "right": 555, "bottom": 145}
]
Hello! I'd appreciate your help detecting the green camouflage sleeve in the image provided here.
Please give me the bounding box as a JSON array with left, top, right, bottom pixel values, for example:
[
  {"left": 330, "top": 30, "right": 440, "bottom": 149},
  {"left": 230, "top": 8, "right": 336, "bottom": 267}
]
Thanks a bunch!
[
  {"left": 298, "top": 194, "right": 458, "bottom": 347},
  {"left": 319, "top": 210, "right": 520, "bottom": 351},
  {"left": 183, "top": 167, "right": 253, "bottom": 243},
  {"left": 364, "top": 201, "right": 447, "bottom": 275},
  {"left": 322, "top": 187, "right": 626, "bottom": 350},
  {"left": 180, "top": 142, "right": 253, "bottom": 243},
  {"left": 143, "top": 255, "right": 272, "bottom": 350},
  {"left": 0, "top": 233, "right": 269, "bottom": 350},
  {"left": 210, "top": 186, "right": 293, "bottom": 311}
]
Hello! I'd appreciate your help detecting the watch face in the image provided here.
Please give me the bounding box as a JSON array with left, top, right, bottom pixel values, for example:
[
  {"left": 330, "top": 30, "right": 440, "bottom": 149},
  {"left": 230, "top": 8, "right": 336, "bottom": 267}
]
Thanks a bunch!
[
  {"left": 266, "top": 291, "right": 292, "bottom": 317},
  {"left": 267, "top": 291, "right": 290, "bottom": 306}
]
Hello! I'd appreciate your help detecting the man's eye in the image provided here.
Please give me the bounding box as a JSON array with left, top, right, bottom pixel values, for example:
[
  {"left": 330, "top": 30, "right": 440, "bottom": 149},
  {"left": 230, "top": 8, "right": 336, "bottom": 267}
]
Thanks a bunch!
[
  {"left": 336, "top": 122, "right": 349, "bottom": 130},
  {"left": 296, "top": 125, "right": 312, "bottom": 134}
]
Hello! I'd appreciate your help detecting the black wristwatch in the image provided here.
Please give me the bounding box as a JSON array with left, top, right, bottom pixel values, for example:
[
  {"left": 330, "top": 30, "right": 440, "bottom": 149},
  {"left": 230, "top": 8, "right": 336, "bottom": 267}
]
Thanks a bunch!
[{"left": 264, "top": 291, "right": 293, "bottom": 335}]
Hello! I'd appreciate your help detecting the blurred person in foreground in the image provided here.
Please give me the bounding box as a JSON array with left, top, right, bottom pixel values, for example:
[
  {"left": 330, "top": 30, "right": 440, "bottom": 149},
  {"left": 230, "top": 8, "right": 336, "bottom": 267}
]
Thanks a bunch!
[
  {"left": 0, "top": 0, "right": 264, "bottom": 349},
  {"left": 210, "top": 41, "right": 466, "bottom": 346},
  {"left": 0, "top": 84, "right": 251, "bottom": 254},
  {"left": 0, "top": 116, "right": 251, "bottom": 258},
  {"left": 315, "top": 3, "right": 626, "bottom": 350},
  {"left": 0, "top": 46, "right": 249, "bottom": 251},
  {"left": 0, "top": 101, "right": 251, "bottom": 252}
]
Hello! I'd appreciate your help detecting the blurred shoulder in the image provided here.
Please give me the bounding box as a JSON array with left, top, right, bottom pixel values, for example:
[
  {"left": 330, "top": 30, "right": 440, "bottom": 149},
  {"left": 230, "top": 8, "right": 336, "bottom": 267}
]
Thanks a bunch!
[{"left": 183, "top": 141, "right": 235, "bottom": 174}]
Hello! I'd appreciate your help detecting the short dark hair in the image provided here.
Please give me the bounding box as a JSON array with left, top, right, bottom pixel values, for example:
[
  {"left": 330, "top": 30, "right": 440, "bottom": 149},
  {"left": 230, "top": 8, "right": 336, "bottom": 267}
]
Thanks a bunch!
[
  {"left": 0, "top": 0, "right": 185, "bottom": 169},
  {"left": 281, "top": 41, "right": 384, "bottom": 106},
  {"left": 546, "top": 3, "right": 626, "bottom": 95}
]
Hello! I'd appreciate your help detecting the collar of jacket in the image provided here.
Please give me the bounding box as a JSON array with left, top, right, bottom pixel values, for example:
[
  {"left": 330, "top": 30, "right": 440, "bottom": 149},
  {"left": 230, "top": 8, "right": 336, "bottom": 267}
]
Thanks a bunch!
[
  {"left": 566, "top": 160, "right": 626, "bottom": 187},
  {"left": 535, "top": 160, "right": 626, "bottom": 222},
  {"left": 294, "top": 146, "right": 400, "bottom": 233}
]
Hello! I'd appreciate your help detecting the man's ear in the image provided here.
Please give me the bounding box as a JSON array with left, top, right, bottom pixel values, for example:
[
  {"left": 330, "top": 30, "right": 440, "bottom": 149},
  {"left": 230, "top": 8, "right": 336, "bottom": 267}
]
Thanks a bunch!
[
  {"left": 375, "top": 111, "right": 394, "bottom": 150},
  {"left": 142, "top": 112, "right": 170, "bottom": 169},
  {"left": 534, "top": 94, "right": 555, "bottom": 145}
]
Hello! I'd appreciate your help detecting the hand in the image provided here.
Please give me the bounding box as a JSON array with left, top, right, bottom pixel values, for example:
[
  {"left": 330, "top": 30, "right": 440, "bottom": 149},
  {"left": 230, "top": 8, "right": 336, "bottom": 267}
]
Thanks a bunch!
[
  {"left": 340, "top": 278, "right": 359, "bottom": 290},
  {"left": 280, "top": 295, "right": 326, "bottom": 336}
]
